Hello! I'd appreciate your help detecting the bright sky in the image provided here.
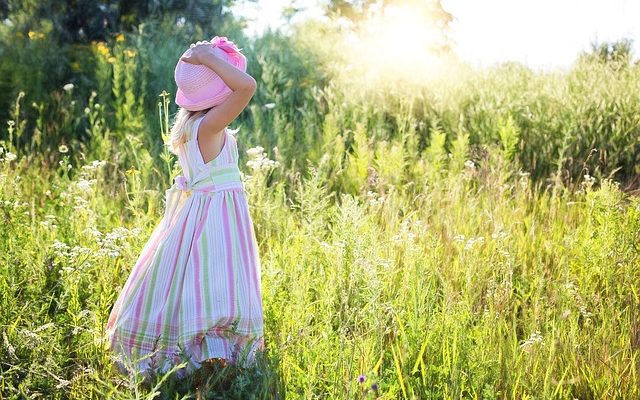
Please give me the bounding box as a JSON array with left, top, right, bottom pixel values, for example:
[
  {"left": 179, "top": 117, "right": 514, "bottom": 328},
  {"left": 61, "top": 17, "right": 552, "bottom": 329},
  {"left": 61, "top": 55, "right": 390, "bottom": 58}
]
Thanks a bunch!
[{"left": 228, "top": 0, "right": 640, "bottom": 72}]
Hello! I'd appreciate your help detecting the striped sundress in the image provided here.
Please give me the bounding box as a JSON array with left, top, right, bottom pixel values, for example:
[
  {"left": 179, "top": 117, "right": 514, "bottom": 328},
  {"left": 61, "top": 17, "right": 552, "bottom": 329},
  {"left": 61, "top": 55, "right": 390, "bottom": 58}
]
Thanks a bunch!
[{"left": 105, "top": 115, "right": 265, "bottom": 379}]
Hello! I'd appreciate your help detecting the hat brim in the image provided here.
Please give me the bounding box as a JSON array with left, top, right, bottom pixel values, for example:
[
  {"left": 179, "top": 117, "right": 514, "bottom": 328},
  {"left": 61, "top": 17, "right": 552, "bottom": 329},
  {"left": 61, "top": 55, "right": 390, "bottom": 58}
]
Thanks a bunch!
[{"left": 176, "top": 86, "right": 233, "bottom": 111}]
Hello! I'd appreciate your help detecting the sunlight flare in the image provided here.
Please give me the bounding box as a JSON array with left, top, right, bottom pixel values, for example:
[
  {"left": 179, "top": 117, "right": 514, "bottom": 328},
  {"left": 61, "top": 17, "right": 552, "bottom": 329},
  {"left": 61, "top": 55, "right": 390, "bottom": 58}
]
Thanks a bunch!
[{"left": 339, "top": 3, "right": 454, "bottom": 89}]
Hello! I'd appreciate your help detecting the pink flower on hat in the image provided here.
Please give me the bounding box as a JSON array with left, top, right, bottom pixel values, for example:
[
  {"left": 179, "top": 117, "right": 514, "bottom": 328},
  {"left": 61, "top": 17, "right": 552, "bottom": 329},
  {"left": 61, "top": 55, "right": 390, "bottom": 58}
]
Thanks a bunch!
[
  {"left": 174, "top": 36, "right": 247, "bottom": 111},
  {"left": 210, "top": 36, "right": 243, "bottom": 54}
]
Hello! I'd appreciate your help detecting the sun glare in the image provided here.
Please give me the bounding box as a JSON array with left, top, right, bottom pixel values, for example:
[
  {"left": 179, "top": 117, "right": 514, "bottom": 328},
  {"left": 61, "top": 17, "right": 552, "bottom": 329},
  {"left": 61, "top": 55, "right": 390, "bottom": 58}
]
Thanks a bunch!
[{"left": 338, "top": 4, "right": 454, "bottom": 90}]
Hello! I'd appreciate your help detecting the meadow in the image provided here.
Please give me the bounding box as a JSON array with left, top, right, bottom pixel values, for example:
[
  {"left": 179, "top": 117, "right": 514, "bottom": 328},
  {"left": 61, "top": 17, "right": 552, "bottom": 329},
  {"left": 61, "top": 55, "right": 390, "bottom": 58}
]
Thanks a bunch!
[{"left": 1, "top": 16, "right": 639, "bottom": 400}]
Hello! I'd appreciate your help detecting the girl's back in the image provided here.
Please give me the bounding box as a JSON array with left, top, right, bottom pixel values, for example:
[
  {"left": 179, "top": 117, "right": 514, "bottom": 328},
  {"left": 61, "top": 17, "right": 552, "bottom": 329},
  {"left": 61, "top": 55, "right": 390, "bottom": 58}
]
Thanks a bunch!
[{"left": 104, "top": 36, "right": 264, "bottom": 380}]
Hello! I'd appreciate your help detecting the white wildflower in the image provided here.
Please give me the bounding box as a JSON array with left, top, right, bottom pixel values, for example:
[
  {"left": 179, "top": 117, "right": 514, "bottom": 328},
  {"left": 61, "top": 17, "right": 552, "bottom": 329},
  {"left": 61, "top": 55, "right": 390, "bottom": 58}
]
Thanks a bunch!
[
  {"left": 579, "top": 306, "right": 593, "bottom": 318},
  {"left": 263, "top": 103, "right": 276, "bottom": 109},
  {"left": 245, "top": 146, "right": 280, "bottom": 173},
  {"left": 520, "top": 330, "right": 544, "bottom": 353},
  {"left": 33, "top": 322, "right": 55, "bottom": 332},
  {"left": 582, "top": 174, "right": 596, "bottom": 190},
  {"left": 63, "top": 83, "right": 74, "bottom": 92},
  {"left": 392, "top": 219, "right": 416, "bottom": 244},
  {"left": 246, "top": 146, "right": 264, "bottom": 158},
  {"left": 81, "top": 160, "right": 106, "bottom": 170},
  {"left": 4, "top": 152, "right": 17, "bottom": 161},
  {"left": 75, "top": 178, "right": 96, "bottom": 193},
  {"left": 73, "top": 196, "right": 89, "bottom": 209},
  {"left": 491, "top": 230, "right": 508, "bottom": 240},
  {"left": 464, "top": 236, "right": 484, "bottom": 250},
  {"left": 58, "top": 144, "right": 69, "bottom": 153},
  {"left": 2, "top": 331, "right": 16, "bottom": 360},
  {"left": 366, "top": 190, "right": 386, "bottom": 207},
  {"left": 52, "top": 240, "right": 71, "bottom": 257},
  {"left": 96, "top": 226, "right": 138, "bottom": 258}
]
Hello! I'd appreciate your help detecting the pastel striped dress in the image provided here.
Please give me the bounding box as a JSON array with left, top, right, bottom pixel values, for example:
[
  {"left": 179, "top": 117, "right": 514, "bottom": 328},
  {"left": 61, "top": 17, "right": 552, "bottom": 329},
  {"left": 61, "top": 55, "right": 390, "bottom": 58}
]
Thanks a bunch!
[{"left": 105, "top": 115, "right": 265, "bottom": 378}]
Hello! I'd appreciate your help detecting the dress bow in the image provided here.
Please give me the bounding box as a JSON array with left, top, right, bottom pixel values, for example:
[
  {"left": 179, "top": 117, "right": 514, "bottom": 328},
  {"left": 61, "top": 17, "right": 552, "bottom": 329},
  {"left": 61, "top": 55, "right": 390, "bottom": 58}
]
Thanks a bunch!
[
  {"left": 174, "top": 174, "right": 192, "bottom": 191},
  {"left": 161, "top": 174, "right": 193, "bottom": 230}
]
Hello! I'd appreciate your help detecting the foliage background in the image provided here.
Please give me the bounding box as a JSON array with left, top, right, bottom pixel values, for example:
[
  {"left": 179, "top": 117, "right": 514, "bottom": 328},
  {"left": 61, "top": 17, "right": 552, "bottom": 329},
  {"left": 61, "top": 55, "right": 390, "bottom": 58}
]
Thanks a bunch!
[{"left": 0, "top": 0, "right": 639, "bottom": 398}]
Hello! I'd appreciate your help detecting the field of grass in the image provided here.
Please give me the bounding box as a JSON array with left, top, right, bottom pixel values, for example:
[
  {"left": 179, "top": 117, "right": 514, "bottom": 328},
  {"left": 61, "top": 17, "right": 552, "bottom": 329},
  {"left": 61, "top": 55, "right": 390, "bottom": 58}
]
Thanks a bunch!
[{"left": 1, "top": 18, "right": 639, "bottom": 400}]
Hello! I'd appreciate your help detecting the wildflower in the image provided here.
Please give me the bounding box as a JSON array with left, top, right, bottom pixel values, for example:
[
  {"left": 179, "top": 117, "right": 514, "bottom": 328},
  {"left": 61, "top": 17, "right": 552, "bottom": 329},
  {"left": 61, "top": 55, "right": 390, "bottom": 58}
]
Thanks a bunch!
[
  {"left": 358, "top": 374, "right": 366, "bottom": 383},
  {"left": 115, "top": 33, "right": 125, "bottom": 42},
  {"left": 491, "top": 230, "right": 508, "bottom": 240},
  {"left": 366, "top": 190, "right": 386, "bottom": 207},
  {"left": 246, "top": 146, "right": 280, "bottom": 172},
  {"left": 52, "top": 239, "right": 70, "bottom": 257},
  {"left": 73, "top": 196, "right": 89, "bottom": 209},
  {"left": 263, "top": 103, "right": 276, "bottom": 109},
  {"left": 107, "top": 56, "right": 116, "bottom": 64},
  {"left": 2, "top": 331, "right": 16, "bottom": 360},
  {"left": 452, "top": 234, "right": 465, "bottom": 242},
  {"left": 579, "top": 306, "right": 593, "bottom": 318},
  {"left": 582, "top": 173, "right": 596, "bottom": 190},
  {"left": 94, "top": 41, "right": 110, "bottom": 57},
  {"left": 464, "top": 236, "right": 484, "bottom": 250},
  {"left": 28, "top": 31, "right": 37, "bottom": 39},
  {"left": 520, "top": 330, "right": 544, "bottom": 354},
  {"left": 176, "top": 17, "right": 186, "bottom": 28},
  {"left": 39, "top": 220, "right": 58, "bottom": 229},
  {"left": 75, "top": 178, "right": 96, "bottom": 193},
  {"left": 58, "top": 144, "right": 69, "bottom": 153},
  {"left": 124, "top": 49, "right": 136, "bottom": 58},
  {"left": 81, "top": 160, "right": 106, "bottom": 170},
  {"left": 371, "top": 382, "right": 379, "bottom": 392},
  {"left": 63, "top": 83, "right": 74, "bottom": 92},
  {"left": 246, "top": 146, "right": 264, "bottom": 157},
  {"left": 4, "top": 152, "right": 17, "bottom": 161}
]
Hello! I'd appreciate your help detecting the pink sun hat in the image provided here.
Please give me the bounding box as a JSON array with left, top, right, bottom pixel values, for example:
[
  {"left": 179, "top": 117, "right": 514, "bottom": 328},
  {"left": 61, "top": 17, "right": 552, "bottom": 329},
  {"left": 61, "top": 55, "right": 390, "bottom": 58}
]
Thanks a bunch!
[{"left": 174, "top": 36, "right": 247, "bottom": 111}]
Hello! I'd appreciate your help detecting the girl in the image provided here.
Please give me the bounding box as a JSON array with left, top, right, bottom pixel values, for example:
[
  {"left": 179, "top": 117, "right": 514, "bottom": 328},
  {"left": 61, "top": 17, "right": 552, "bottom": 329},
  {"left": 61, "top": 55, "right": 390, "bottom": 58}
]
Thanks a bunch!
[{"left": 105, "top": 36, "right": 265, "bottom": 381}]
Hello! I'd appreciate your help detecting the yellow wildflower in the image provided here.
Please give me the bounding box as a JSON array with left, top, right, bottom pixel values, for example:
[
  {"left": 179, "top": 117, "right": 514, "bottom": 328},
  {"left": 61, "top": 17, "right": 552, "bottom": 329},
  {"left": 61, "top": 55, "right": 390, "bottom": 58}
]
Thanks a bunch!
[
  {"left": 28, "top": 31, "right": 36, "bottom": 39},
  {"left": 115, "top": 33, "right": 125, "bottom": 42},
  {"left": 107, "top": 56, "right": 116, "bottom": 64},
  {"left": 93, "top": 41, "right": 110, "bottom": 57},
  {"left": 124, "top": 49, "right": 136, "bottom": 58}
]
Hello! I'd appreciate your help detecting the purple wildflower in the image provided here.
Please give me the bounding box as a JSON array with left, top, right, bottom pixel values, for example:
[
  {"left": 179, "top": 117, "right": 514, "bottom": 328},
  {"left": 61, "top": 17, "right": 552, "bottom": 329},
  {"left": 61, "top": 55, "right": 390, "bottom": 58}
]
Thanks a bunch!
[
  {"left": 358, "top": 374, "right": 366, "bottom": 383},
  {"left": 371, "top": 382, "right": 379, "bottom": 391}
]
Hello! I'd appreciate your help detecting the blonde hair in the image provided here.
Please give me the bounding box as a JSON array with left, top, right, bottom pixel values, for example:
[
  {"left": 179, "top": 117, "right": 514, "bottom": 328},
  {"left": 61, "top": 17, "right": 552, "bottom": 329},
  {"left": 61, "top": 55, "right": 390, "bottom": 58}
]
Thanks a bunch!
[{"left": 166, "top": 107, "right": 210, "bottom": 154}]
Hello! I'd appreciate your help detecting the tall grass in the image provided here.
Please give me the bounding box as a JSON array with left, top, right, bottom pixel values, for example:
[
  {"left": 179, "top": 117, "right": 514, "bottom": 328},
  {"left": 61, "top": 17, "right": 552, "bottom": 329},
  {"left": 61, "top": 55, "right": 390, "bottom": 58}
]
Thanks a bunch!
[{"left": 0, "top": 18, "right": 639, "bottom": 399}]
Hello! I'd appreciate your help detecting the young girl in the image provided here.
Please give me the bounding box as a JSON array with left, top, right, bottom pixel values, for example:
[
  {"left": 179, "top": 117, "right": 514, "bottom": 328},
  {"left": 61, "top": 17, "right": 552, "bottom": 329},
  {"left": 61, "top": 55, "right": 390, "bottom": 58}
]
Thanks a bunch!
[{"left": 105, "top": 36, "right": 265, "bottom": 380}]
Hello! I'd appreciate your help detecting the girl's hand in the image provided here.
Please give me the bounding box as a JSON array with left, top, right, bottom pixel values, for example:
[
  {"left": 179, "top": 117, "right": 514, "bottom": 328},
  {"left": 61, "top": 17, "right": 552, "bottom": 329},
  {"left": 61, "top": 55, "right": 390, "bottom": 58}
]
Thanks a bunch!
[{"left": 180, "top": 40, "right": 217, "bottom": 65}]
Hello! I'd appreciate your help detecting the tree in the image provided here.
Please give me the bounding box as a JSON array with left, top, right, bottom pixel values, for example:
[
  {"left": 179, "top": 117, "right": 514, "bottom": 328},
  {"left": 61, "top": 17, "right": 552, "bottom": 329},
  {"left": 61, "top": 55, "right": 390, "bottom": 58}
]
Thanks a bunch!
[
  {"left": 577, "top": 37, "right": 636, "bottom": 69},
  {"left": 2, "top": 0, "right": 239, "bottom": 44}
]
